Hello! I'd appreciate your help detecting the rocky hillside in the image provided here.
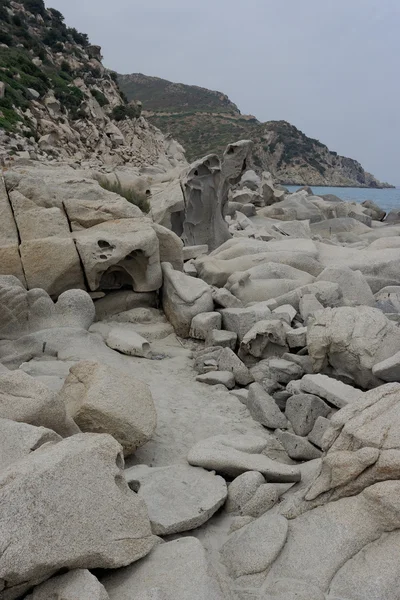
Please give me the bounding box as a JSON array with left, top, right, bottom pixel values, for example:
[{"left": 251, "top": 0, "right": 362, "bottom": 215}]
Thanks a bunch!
[
  {"left": 119, "top": 73, "right": 392, "bottom": 188},
  {"left": 0, "top": 1, "right": 186, "bottom": 169}
]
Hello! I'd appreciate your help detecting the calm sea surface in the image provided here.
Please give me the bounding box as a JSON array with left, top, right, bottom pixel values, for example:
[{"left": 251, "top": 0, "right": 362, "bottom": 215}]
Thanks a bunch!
[{"left": 286, "top": 186, "right": 400, "bottom": 213}]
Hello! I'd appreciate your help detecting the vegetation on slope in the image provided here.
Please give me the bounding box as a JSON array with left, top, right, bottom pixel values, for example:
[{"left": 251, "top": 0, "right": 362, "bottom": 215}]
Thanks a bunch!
[{"left": 119, "top": 73, "right": 392, "bottom": 187}]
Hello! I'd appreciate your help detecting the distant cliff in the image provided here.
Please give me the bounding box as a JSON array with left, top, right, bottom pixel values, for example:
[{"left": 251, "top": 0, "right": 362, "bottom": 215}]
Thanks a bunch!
[{"left": 119, "top": 73, "right": 393, "bottom": 188}]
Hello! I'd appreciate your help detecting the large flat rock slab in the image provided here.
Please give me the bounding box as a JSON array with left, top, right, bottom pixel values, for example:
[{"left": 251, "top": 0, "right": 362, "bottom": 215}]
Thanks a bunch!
[{"left": 125, "top": 464, "right": 227, "bottom": 535}]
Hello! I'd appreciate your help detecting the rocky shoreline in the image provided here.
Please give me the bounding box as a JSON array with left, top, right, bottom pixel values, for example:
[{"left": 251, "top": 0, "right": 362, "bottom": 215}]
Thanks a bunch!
[{"left": 1, "top": 138, "right": 400, "bottom": 599}]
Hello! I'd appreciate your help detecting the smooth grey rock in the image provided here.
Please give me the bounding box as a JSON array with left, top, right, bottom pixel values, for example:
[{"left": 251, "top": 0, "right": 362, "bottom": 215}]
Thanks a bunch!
[
  {"left": 196, "top": 371, "right": 235, "bottom": 389},
  {"left": 162, "top": 262, "right": 213, "bottom": 338},
  {"left": 307, "top": 416, "right": 331, "bottom": 449},
  {"left": 267, "top": 358, "right": 304, "bottom": 384},
  {"left": 226, "top": 472, "right": 282, "bottom": 517},
  {"left": 152, "top": 222, "right": 184, "bottom": 272},
  {"left": 102, "top": 537, "right": 229, "bottom": 600},
  {"left": 190, "top": 312, "right": 221, "bottom": 340},
  {"left": 247, "top": 383, "right": 288, "bottom": 429},
  {"left": 241, "top": 319, "right": 290, "bottom": 358},
  {"left": 0, "top": 418, "right": 61, "bottom": 472},
  {"left": 211, "top": 286, "right": 243, "bottom": 308},
  {"left": 307, "top": 306, "right": 400, "bottom": 389},
  {"left": 125, "top": 464, "right": 227, "bottom": 535},
  {"left": 230, "top": 389, "right": 249, "bottom": 403},
  {"left": 188, "top": 434, "right": 301, "bottom": 482},
  {"left": 220, "top": 303, "right": 272, "bottom": 341},
  {"left": 94, "top": 290, "right": 157, "bottom": 321},
  {"left": 221, "top": 513, "right": 288, "bottom": 579},
  {"left": 286, "top": 394, "right": 330, "bottom": 436},
  {"left": 25, "top": 569, "right": 109, "bottom": 600},
  {"left": 372, "top": 350, "right": 400, "bottom": 382},
  {"left": 316, "top": 266, "right": 374, "bottom": 307},
  {"left": 217, "top": 347, "right": 254, "bottom": 386},
  {"left": 273, "top": 304, "right": 297, "bottom": 322},
  {"left": 74, "top": 218, "right": 161, "bottom": 292},
  {"left": 287, "top": 327, "right": 307, "bottom": 348},
  {"left": 226, "top": 471, "right": 265, "bottom": 514},
  {"left": 0, "top": 370, "right": 78, "bottom": 437},
  {"left": 264, "top": 481, "right": 400, "bottom": 597},
  {"left": 59, "top": 361, "right": 156, "bottom": 456},
  {"left": 106, "top": 327, "right": 152, "bottom": 358},
  {"left": 183, "top": 245, "right": 208, "bottom": 261},
  {"left": 0, "top": 434, "right": 154, "bottom": 598},
  {"left": 276, "top": 429, "right": 322, "bottom": 461},
  {"left": 206, "top": 329, "right": 237, "bottom": 350},
  {"left": 299, "top": 374, "right": 363, "bottom": 408},
  {"left": 299, "top": 293, "right": 323, "bottom": 323}
]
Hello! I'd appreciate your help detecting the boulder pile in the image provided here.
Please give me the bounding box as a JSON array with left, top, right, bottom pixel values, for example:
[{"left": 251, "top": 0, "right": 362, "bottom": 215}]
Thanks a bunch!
[{"left": 1, "top": 142, "right": 400, "bottom": 599}]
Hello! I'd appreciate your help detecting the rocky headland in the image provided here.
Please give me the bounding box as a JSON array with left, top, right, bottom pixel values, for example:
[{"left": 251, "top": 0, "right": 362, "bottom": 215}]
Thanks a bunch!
[
  {"left": 1, "top": 2, "right": 400, "bottom": 600},
  {"left": 119, "top": 73, "right": 393, "bottom": 188}
]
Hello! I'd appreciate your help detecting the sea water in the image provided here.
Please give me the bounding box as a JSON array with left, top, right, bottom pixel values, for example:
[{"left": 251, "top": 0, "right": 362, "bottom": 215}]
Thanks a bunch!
[{"left": 285, "top": 186, "right": 400, "bottom": 213}]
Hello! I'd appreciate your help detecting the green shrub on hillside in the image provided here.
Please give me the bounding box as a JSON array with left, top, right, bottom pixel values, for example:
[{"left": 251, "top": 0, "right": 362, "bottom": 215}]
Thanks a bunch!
[
  {"left": 22, "top": 0, "right": 46, "bottom": 18},
  {"left": 97, "top": 176, "right": 150, "bottom": 214},
  {"left": 90, "top": 88, "right": 108, "bottom": 107},
  {"left": 67, "top": 27, "right": 89, "bottom": 47},
  {"left": 111, "top": 103, "right": 141, "bottom": 121}
]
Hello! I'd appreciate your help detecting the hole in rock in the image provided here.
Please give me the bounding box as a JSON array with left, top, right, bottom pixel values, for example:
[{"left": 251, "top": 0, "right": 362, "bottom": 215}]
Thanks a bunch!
[
  {"left": 98, "top": 239, "right": 114, "bottom": 249},
  {"left": 128, "top": 480, "right": 141, "bottom": 493}
]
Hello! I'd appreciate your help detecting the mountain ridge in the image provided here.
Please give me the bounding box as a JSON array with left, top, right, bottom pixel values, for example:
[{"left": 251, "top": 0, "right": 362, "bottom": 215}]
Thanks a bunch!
[{"left": 119, "top": 72, "right": 393, "bottom": 188}]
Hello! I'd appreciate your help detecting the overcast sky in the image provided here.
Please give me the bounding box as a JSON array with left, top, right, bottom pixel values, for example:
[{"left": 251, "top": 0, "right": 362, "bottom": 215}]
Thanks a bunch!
[{"left": 47, "top": 0, "right": 399, "bottom": 184}]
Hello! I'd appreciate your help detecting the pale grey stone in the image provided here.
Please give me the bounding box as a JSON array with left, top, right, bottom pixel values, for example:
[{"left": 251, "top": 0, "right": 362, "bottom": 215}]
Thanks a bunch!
[
  {"left": 211, "top": 286, "right": 243, "bottom": 308},
  {"left": 0, "top": 370, "right": 78, "bottom": 436},
  {"left": 299, "top": 293, "right": 323, "bottom": 323},
  {"left": 230, "top": 389, "right": 249, "bottom": 403},
  {"left": 190, "top": 312, "right": 221, "bottom": 340},
  {"left": 183, "top": 245, "right": 209, "bottom": 260},
  {"left": 106, "top": 327, "right": 152, "bottom": 358},
  {"left": 372, "top": 350, "right": 400, "bottom": 382},
  {"left": 125, "top": 464, "right": 227, "bottom": 535},
  {"left": 94, "top": 290, "right": 157, "bottom": 321},
  {"left": 246, "top": 383, "right": 288, "bottom": 429},
  {"left": 188, "top": 434, "right": 301, "bottom": 482},
  {"left": 307, "top": 416, "right": 331, "bottom": 449},
  {"left": 74, "top": 218, "right": 162, "bottom": 292},
  {"left": 299, "top": 374, "right": 363, "bottom": 408},
  {"left": 152, "top": 223, "right": 183, "bottom": 271},
  {"left": 102, "top": 537, "right": 229, "bottom": 600},
  {"left": 206, "top": 329, "right": 237, "bottom": 350},
  {"left": 286, "top": 394, "right": 330, "bottom": 436},
  {"left": 218, "top": 347, "right": 254, "bottom": 386},
  {"left": 267, "top": 358, "right": 304, "bottom": 384},
  {"left": 220, "top": 303, "right": 272, "bottom": 341},
  {"left": 221, "top": 513, "right": 288, "bottom": 579},
  {"left": 196, "top": 371, "right": 235, "bottom": 389},
  {"left": 25, "top": 569, "right": 109, "bottom": 600},
  {"left": 0, "top": 418, "right": 61, "bottom": 472},
  {"left": 275, "top": 429, "right": 322, "bottom": 461},
  {"left": 0, "top": 434, "right": 154, "bottom": 598},
  {"left": 162, "top": 262, "right": 213, "bottom": 338},
  {"left": 241, "top": 319, "right": 290, "bottom": 358},
  {"left": 273, "top": 304, "right": 297, "bottom": 322},
  {"left": 287, "top": 327, "right": 307, "bottom": 348},
  {"left": 59, "top": 361, "right": 156, "bottom": 457},
  {"left": 226, "top": 471, "right": 265, "bottom": 514},
  {"left": 316, "top": 265, "right": 374, "bottom": 307},
  {"left": 307, "top": 306, "right": 400, "bottom": 389}
]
